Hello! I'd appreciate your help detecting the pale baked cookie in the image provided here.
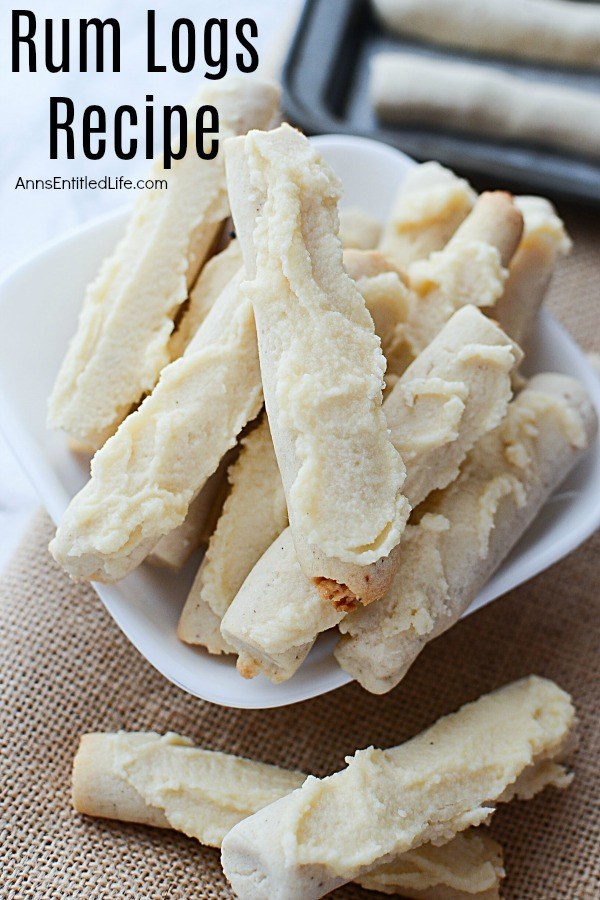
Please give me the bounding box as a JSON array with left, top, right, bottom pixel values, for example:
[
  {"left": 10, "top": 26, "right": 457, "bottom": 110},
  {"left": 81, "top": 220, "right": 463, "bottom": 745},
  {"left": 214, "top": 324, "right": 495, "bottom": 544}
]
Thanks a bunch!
[
  {"left": 73, "top": 732, "right": 304, "bottom": 845},
  {"left": 147, "top": 484, "right": 219, "bottom": 571},
  {"left": 336, "top": 374, "right": 597, "bottom": 693},
  {"left": 223, "top": 526, "right": 336, "bottom": 681},
  {"left": 221, "top": 306, "right": 521, "bottom": 681},
  {"left": 360, "top": 832, "right": 505, "bottom": 900},
  {"left": 371, "top": 54, "right": 600, "bottom": 161},
  {"left": 169, "top": 239, "right": 243, "bottom": 359},
  {"left": 344, "top": 249, "right": 414, "bottom": 384},
  {"left": 147, "top": 449, "right": 234, "bottom": 570},
  {"left": 379, "top": 161, "right": 476, "bottom": 271},
  {"left": 48, "top": 78, "right": 279, "bottom": 451},
  {"left": 225, "top": 123, "right": 410, "bottom": 607},
  {"left": 404, "top": 191, "right": 523, "bottom": 357},
  {"left": 50, "top": 272, "right": 263, "bottom": 583},
  {"left": 493, "top": 197, "right": 571, "bottom": 347},
  {"left": 178, "top": 415, "right": 287, "bottom": 653},
  {"left": 338, "top": 206, "right": 382, "bottom": 250},
  {"left": 342, "top": 248, "right": 405, "bottom": 281},
  {"left": 178, "top": 250, "right": 414, "bottom": 653},
  {"left": 384, "top": 304, "right": 522, "bottom": 505},
  {"left": 178, "top": 592, "right": 234, "bottom": 656},
  {"left": 72, "top": 731, "right": 505, "bottom": 899},
  {"left": 221, "top": 677, "right": 575, "bottom": 900},
  {"left": 372, "top": 0, "right": 600, "bottom": 69}
]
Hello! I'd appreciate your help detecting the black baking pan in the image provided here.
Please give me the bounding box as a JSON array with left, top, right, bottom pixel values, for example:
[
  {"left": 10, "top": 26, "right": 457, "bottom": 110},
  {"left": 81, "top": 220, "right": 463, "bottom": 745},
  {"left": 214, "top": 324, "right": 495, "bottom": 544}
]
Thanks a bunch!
[{"left": 281, "top": 0, "right": 600, "bottom": 205}]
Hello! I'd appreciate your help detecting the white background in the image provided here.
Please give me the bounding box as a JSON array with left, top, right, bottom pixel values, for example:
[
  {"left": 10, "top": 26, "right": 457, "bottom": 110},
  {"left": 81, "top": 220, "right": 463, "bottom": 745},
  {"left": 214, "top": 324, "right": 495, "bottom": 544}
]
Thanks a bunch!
[{"left": 0, "top": 0, "right": 299, "bottom": 569}]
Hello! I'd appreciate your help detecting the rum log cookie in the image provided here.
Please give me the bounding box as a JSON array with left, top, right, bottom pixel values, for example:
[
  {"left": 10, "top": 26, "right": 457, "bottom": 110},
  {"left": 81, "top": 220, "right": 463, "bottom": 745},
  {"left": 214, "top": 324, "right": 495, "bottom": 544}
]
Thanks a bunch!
[
  {"left": 371, "top": 54, "right": 600, "bottom": 161},
  {"left": 147, "top": 449, "right": 234, "bottom": 570},
  {"left": 48, "top": 78, "right": 279, "bottom": 450},
  {"left": 225, "top": 123, "right": 410, "bottom": 607},
  {"left": 221, "top": 307, "right": 521, "bottom": 681},
  {"left": 336, "top": 374, "right": 597, "bottom": 693},
  {"left": 344, "top": 249, "right": 414, "bottom": 385},
  {"left": 178, "top": 415, "right": 287, "bottom": 653},
  {"left": 50, "top": 272, "right": 262, "bottom": 582},
  {"left": 493, "top": 197, "right": 571, "bottom": 346},
  {"left": 379, "top": 161, "right": 476, "bottom": 271},
  {"left": 179, "top": 251, "right": 413, "bottom": 654},
  {"left": 169, "top": 239, "right": 243, "bottom": 359},
  {"left": 338, "top": 206, "right": 382, "bottom": 250},
  {"left": 72, "top": 731, "right": 505, "bottom": 900},
  {"left": 372, "top": 0, "right": 600, "bottom": 69},
  {"left": 404, "top": 191, "right": 523, "bottom": 357},
  {"left": 221, "top": 677, "right": 574, "bottom": 899}
]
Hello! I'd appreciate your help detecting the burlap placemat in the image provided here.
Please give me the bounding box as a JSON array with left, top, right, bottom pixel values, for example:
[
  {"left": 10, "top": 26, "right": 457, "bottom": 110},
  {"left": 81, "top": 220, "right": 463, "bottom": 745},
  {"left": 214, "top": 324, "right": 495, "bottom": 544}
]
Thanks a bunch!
[{"left": 1, "top": 202, "right": 599, "bottom": 899}]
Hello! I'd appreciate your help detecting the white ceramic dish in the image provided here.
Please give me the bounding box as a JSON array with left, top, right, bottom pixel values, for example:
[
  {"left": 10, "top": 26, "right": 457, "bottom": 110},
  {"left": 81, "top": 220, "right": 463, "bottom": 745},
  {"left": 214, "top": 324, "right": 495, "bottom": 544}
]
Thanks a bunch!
[{"left": 0, "top": 135, "right": 599, "bottom": 709}]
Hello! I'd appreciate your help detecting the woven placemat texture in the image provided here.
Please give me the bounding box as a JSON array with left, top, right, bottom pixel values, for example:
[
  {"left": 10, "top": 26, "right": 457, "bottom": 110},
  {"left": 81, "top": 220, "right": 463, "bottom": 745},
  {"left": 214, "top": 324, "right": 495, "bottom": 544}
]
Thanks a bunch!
[
  {"left": 1, "top": 201, "right": 599, "bottom": 900},
  {"left": 545, "top": 203, "right": 600, "bottom": 354}
]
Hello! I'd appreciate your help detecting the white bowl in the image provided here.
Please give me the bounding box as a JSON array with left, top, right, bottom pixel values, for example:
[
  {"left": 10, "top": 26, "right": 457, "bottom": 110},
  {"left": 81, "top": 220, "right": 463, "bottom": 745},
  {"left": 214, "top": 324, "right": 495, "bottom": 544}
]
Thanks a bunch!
[{"left": 0, "top": 135, "right": 599, "bottom": 709}]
